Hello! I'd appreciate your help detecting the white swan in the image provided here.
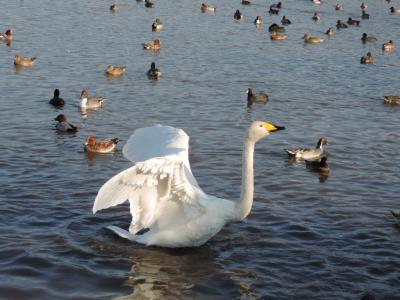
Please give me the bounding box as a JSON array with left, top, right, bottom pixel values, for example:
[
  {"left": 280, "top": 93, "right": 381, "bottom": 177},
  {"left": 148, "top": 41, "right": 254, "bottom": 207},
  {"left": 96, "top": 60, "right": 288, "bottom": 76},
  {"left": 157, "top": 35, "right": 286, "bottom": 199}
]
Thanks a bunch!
[{"left": 92, "top": 121, "right": 284, "bottom": 248}]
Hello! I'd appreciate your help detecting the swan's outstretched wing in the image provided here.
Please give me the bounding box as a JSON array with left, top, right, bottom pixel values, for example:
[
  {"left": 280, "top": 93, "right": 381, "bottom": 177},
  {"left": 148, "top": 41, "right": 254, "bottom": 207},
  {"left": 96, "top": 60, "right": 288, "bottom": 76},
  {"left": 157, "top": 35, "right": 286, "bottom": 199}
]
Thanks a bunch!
[{"left": 92, "top": 125, "right": 205, "bottom": 234}]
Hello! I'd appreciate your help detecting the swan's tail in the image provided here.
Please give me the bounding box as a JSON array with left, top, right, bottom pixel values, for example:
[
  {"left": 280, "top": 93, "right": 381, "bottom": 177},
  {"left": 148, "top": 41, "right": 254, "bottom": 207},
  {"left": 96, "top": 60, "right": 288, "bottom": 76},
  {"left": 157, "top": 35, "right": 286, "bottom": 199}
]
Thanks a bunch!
[{"left": 107, "top": 225, "right": 147, "bottom": 244}]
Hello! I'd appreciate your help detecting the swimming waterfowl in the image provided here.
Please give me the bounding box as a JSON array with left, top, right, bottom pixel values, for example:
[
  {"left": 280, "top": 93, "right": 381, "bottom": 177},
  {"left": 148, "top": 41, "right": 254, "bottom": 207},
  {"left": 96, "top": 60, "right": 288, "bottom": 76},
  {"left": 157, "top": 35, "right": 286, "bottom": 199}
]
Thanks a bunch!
[
  {"left": 80, "top": 89, "right": 104, "bottom": 109},
  {"left": 389, "top": 7, "right": 400, "bottom": 13},
  {"left": 92, "top": 121, "right": 285, "bottom": 248},
  {"left": 312, "top": 0, "right": 321, "bottom": 4},
  {"left": 360, "top": 52, "right": 373, "bottom": 64},
  {"left": 326, "top": 27, "right": 335, "bottom": 36},
  {"left": 49, "top": 89, "right": 65, "bottom": 107},
  {"left": 143, "top": 38, "right": 161, "bottom": 50},
  {"left": 281, "top": 16, "right": 291, "bottom": 25},
  {"left": 269, "top": 6, "right": 280, "bottom": 15},
  {"left": 106, "top": 65, "right": 126, "bottom": 76},
  {"left": 152, "top": 18, "right": 163, "bottom": 31},
  {"left": 254, "top": 16, "right": 263, "bottom": 25},
  {"left": 234, "top": 9, "right": 244, "bottom": 20},
  {"left": 85, "top": 136, "right": 119, "bottom": 153},
  {"left": 303, "top": 33, "right": 324, "bottom": 44},
  {"left": 0, "top": 29, "right": 13, "bottom": 44},
  {"left": 269, "top": 23, "right": 285, "bottom": 33},
  {"left": 144, "top": 0, "right": 154, "bottom": 8},
  {"left": 147, "top": 62, "right": 161, "bottom": 79},
  {"left": 270, "top": 31, "right": 287, "bottom": 41},
  {"left": 241, "top": 0, "right": 251, "bottom": 5},
  {"left": 360, "top": 2, "right": 367, "bottom": 10},
  {"left": 312, "top": 12, "right": 320, "bottom": 21},
  {"left": 382, "top": 40, "right": 396, "bottom": 51},
  {"left": 361, "top": 33, "right": 377, "bottom": 43},
  {"left": 390, "top": 211, "right": 400, "bottom": 225},
  {"left": 110, "top": 4, "right": 119, "bottom": 11},
  {"left": 336, "top": 20, "right": 348, "bottom": 29},
  {"left": 14, "top": 54, "right": 36, "bottom": 67},
  {"left": 54, "top": 114, "right": 77, "bottom": 132},
  {"left": 286, "top": 138, "right": 328, "bottom": 160},
  {"left": 347, "top": 17, "right": 360, "bottom": 26},
  {"left": 246, "top": 88, "right": 268, "bottom": 108},
  {"left": 335, "top": 4, "right": 343, "bottom": 11},
  {"left": 201, "top": 3, "right": 216, "bottom": 12},
  {"left": 362, "top": 10, "right": 370, "bottom": 19},
  {"left": 382, "top": 96, "right": 400, "bottom": 105},
  {"left": 305, "top": 157, "right": 330, "bottom": 173}
]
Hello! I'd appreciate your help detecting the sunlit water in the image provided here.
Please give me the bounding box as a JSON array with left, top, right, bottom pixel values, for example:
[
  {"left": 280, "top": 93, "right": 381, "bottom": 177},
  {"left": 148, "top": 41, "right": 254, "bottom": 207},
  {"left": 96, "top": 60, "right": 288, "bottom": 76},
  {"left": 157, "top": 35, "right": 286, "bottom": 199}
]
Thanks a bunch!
[{"left": 0, "top": 0, "right": 399, "bottom": 299}]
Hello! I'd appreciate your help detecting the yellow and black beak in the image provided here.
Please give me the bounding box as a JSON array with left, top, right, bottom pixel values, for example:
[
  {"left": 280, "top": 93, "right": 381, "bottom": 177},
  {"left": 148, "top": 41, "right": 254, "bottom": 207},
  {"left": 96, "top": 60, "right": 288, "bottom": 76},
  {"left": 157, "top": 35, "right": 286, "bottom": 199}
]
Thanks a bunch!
[{"left": 263, "top": 122, "right": 285, "bottom": 132}]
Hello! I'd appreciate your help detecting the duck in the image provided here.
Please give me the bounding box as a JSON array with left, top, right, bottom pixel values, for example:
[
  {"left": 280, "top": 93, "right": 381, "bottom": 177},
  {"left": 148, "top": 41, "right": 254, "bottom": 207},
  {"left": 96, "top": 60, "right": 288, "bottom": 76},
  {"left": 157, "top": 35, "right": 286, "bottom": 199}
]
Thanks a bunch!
[
  {"left": 335, "top": 4, "right": 343, "bottom": 11},
  {"left": 382, "top": 96, "right": 400, "bottom": 105},
  {"left": 234, "top": 9, "right": 244, "bottom": 20},
  {"left": 281, "top": 16, "right": 291, "bottom": 25},
  {"left": 305, "top": 157, "right": 330, "bottom": 173},
  {"left": 144, "top": 0, "right": 154, "bottom": 8},
  {"left": 143, "top": 38, "right": 161, "bottom": 50},
  {"left": 271, "top": 1, "right": 282, "bottom": 9},
  {"left": 390, "top": 211, "right": 400, "bottom": 225},
  {"left": 85, "top": 136, "right": 119, "bottom": 153},
  {"left": 360, "top": 2, "right": 367, "bottom": 10},
  {"left": 360, "top": 52, "right": 373, "bottom": 64},
  {"left": 269, "top": 6, "right": 280, "bottom": 15},
  {"left": 326, "top": 27, "right": 335, "bottom": 36},
  {"left": 347, "top": 17, "right": 360, "bottom": 26},
  {"left": 303, "top": 33, "right": 324, "bottom": 44},
  {"left": 312, "top": 0, "right": 321, "bottom": 4},
  {"left": 201, "top": 3, "right": 216, "bottom": 12},
  {"left": 254, "top": 16, "right": 263, "bottom": 26},
  {"left": 336, "top": 20, "right": 348, "bottom": 29},
  {"left": 54, "top": 114, "right": 77, "bottom": 132},
  {"left": 80, "top": 89, "right": 104, "bottom": 109},
  {"left": 389, "top": 7, "right": 400, "bottom": 13},
  {"left": 0, "top": 29, "right": 13, "bottom": 44},
  {"left": 361, "top": 33, "right": 377, "bottom": 43},
  {"left": 49, "top": 89, "right": 65, "bottom": 107},
  {"left": 152, "top": 18, "right": 163, "bottom": 31},
  {"left": 110, "top": 4, "right": 119, "bottom": 11},
  {"left": 362, "top": 10, "right": 370, "bottom": 19},
  {"left": 286, "top": 138, "right": 328, "bottom": 160},
  {"left": 105, "top": 65, "right": 126, "bottom": 76},
  {"left": 92, "top": 121, "right": 285, "bottom": 248},
  {"left": 312, "top": 12, "right": 320, "bottom": 21},
  {"left": 270, "top": 31, "right": 287, "bottom": 41},
  {"left": 14, "top": 54, "right": 36, "bottom": 67},
  {"left": 269, "top": 23, "right": 285, "bottom": 33},
  {"left": 382, "top": 40, "right": 396, "bottom": 51},
  {"left": 147, "top": 62, "right": 161, "bottom": 79},
  {"left": 241, "top": 0, "right": 251, "bottom": 5},
  {"left": 246, "top": 88, "right": 268, "bottom": 108}
]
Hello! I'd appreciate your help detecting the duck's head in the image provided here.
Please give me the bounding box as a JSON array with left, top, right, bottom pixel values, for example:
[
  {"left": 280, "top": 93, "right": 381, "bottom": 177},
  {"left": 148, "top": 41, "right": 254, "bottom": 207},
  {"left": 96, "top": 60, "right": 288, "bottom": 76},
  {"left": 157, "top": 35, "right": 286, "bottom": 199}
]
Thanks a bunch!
[
  {"left": 106, "top": 65, "right": 114, "bottom": 72},
  {"left": 317, "top": 137, "right": 328, "bottom": 148},
  {"left": 367, "top": 51, "right": 372, "bottom": 57},
  {"left": 5, "top": 29, "right": 12, "bottom": 36},
  {"left": 303, "top": 33, "right": 309, "bottom": 39},
  {"left": 154, "top": 38, "right": 160, "bottom": 45},
  {"left": 246, "top": 88, "right": 253, "bottom": 95},
  {"left": 14, "top": 54, "right": 20, "bottom": 61},
  {"left": 362, "top": 33, "right": 367, "bottom": 38},
  {"left": 54, "top": 114, "right": 67, "bottom": 122},
  {"left": 81, "top": 89, "right": 88, "bottom": 98},
  {"left": 86, "top": 136, "right": 96, "bottom": 146},
  {"left": 54, "top": 89, "right": 60, "bottom": 97},
  {"left": 248, "top": 121, "right": 285, "bottom": 142},
  {"left": 150, "top": 62, "right": 156, "bottom": 70}
]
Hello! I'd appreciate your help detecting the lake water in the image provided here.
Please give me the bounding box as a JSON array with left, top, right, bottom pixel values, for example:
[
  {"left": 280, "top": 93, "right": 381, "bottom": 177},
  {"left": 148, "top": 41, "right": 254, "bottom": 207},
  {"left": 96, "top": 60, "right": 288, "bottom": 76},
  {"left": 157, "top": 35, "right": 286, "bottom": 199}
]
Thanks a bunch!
[{"left": 0, "top": 0, "right": 399, "bottom": 299}]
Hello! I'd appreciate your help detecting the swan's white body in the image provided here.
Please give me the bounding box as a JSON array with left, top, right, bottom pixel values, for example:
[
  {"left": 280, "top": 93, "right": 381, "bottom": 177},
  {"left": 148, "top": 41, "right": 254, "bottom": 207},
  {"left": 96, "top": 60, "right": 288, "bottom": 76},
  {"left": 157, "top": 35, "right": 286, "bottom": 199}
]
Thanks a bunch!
[{"left": 93, "top": 121, "right": 283, "bottom": 248}]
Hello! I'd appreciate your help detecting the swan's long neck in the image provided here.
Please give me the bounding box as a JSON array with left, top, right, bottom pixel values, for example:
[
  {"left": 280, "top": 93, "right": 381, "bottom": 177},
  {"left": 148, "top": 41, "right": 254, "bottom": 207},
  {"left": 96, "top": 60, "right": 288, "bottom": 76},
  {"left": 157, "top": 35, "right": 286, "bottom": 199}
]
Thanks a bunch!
[{"left": 235, "top": 139, "right": 255, "bottom": 221}]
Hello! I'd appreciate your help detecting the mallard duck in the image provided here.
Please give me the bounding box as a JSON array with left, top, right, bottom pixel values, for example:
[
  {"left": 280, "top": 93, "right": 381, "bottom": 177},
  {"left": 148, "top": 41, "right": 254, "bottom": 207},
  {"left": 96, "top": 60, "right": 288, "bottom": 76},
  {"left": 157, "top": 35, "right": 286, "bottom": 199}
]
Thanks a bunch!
[
  {"left": 152, "top": 18, "right": 163, "bottom": 31},
  {"left": 246, "top": 88, "right": 268, "bottom": 108},
  {"left": 234, "top": 9, "right": 244, "bottom": 20},
  {"left": 201, "top": 3, "right": 216, "bottom": 12},
  {"left": 286, "top": 138, "right": 328, "bottom": 160},
  {"left": 49, "top": 89, "right": 65, "bottom": 107},
  {"left": 326, "top": 28, "right": 335, "bottom": 36},
  {"left": 145, "top": 0, "right": 154, "bottom": 8},
  {"left": 336, "top": 20, "right": 348, "bottom": 29},
  {"left": 254, "top": 16, "right": 263, "bottom": 25},
  {"left": 390, "top": 7, "right": 400, "bottom": 13},
  {"left": 305, "top": 157, "right": 330, "bottom": 173},
  {"left": 362, "top": 10, "right": 370, "bottom": 19},
  {"left": 0, "top": 29, "right": 12, "bottom": 44},
  {"left": 54, "top": 114, "right": 77, "bottom": 132},
  {"left": 269, "top": 23, "right": 285, "bottom": 33},
  {"left": 147, "top": 62, "right": 161, "bottom": 79},
  {"left": 361, "top": 33, "right": 377, "bottom": 43},
  {"left": 143, "top": 38, "right": 161, "bottom": 50},
  {"left": 270, "top": 31, "right": 287, "bottom": 41},
  {"left": 303, "top": 33, "right": 324, "bottom": 44},
  {"left": 85, "top": 136, "right": 119, "bottom": 153},
  {"left": 14, "top": 54, "right": 36, "bottom": 67},
  {"left": 360, "top": 52, "right": 373, "bottom": 64},
  {"left": 110, "top": 4, "right": 119, "bottom": 11},
  {"left": 105, "top": 65, "right": 126, "bottom": 76},
  {"left": 382, "top": 96, "right": 400, "bottom": 105},
  {"left": 382, "top": 40, "right": 396, "bottom": 51},
  {"left": 312, "top": 12, "right": 320, "bottom": 21},
  {"left": 80, "top": 89, "right": 104, "bottom": 109},
  {"left": 281, "top": 16, "right": 291, "bottom": 25}
]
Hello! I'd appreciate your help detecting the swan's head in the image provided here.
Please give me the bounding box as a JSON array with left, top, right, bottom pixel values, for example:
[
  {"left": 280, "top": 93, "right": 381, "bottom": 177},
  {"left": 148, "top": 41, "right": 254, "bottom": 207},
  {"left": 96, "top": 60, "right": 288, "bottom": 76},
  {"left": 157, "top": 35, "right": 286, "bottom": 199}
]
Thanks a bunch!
[{"left": 248, "top": 121, "right": 285, "bottom": 142}]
